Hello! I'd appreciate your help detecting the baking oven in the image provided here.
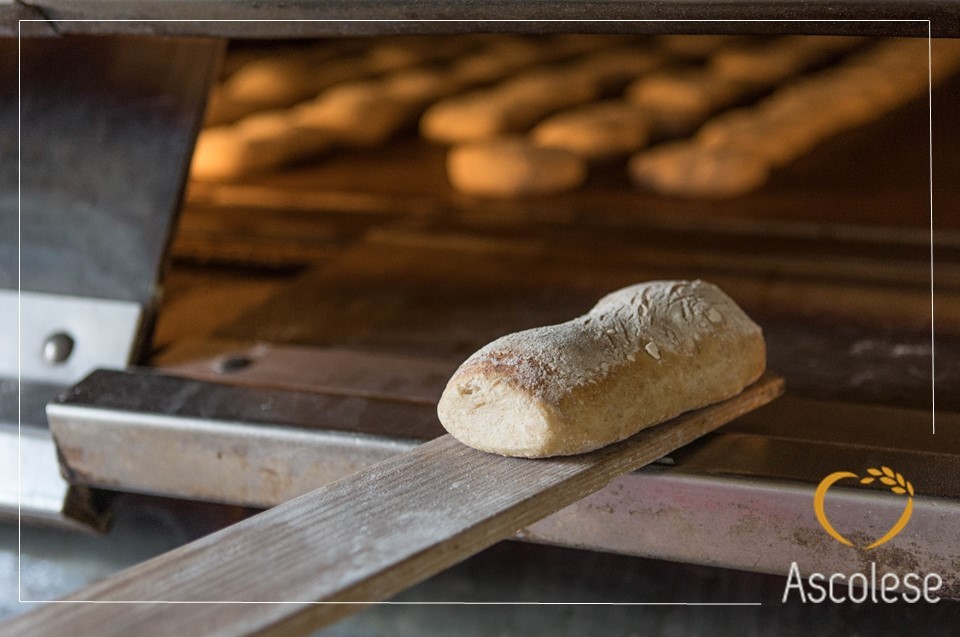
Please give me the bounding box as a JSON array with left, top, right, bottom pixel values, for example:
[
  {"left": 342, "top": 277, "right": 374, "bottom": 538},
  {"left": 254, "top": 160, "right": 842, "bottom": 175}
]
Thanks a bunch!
[{"left": 2, "top": 8, "right": 959, "bottom": 635}]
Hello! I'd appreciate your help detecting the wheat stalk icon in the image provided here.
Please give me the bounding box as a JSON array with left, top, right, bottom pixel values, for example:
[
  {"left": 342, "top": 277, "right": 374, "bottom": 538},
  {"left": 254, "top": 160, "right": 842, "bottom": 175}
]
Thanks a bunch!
[{"left": 858, "top": 466, "right": 915, "bottom": 496}]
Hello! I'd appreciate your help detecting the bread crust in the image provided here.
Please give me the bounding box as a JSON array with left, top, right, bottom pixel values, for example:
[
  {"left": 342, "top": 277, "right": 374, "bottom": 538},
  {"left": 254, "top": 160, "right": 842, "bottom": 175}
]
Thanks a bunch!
[{"left": 437, "top": 280, "right": 766, "bottom": 457}]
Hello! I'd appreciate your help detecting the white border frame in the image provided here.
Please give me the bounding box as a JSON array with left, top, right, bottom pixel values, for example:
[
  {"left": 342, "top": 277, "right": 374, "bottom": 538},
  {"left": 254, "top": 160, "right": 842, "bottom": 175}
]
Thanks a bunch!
[{"left": 15, "top": 18, "right": 936, "bottom": 609}]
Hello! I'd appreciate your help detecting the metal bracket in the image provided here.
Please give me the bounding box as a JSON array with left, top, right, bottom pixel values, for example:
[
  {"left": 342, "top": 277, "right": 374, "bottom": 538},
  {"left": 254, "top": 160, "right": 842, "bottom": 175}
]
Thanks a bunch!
[
  {"left": 0, "top": 291, "right": 143, "bottom": 385},
  {"left": 1, "top": 34, "right": 224, "bottom": 527}
]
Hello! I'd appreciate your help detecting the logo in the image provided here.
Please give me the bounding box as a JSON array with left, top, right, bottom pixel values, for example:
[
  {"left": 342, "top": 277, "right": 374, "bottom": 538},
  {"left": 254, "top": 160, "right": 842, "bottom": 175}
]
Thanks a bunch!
[
  {"left": 814, "top": 465, "right": 913, "bottom": 549},
  {"left": 782, "top": 466, "right": 942, "bottom": 604}
]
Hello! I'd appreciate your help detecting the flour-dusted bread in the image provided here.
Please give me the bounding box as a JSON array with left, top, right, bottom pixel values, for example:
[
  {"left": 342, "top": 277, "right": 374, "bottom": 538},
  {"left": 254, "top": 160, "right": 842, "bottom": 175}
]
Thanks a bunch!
[{"left": 437, "top": 280, "right": 766, "bottom": 457}]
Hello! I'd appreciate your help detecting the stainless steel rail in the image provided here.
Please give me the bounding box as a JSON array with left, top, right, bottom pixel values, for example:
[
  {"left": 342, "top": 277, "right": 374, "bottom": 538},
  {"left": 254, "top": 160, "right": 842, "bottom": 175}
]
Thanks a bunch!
[{"left": 48, "top": 368, "right": 960, "bottom": 597}]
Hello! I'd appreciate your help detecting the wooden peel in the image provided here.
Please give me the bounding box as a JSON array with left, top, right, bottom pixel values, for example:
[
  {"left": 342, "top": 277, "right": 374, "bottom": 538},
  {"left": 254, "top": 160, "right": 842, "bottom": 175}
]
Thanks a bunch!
[{"left": 7, "top": 373, "right": 783, "bottom": 637}]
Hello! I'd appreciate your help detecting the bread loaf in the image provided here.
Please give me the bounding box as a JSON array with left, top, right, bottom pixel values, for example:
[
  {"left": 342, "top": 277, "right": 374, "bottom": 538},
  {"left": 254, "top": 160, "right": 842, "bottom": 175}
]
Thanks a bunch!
[
  {"left": 625, "top": 70, "right": 746, "bottom": 137},
  {"left": 292, "top": 82, "right": 414, "bottom": 147},
  {"left": 710, "top": 36, "right": 835, "bottom": 86},
  {"left": 531, "top": 101, "right": 650, "bottom": 160},
  {"left": 437, "top": 280, "right": 766, "bottom": 457},
  {"left": 190, "top": 113, "right": 335, "bottom": 181},
  {"left": 628, "top": 143, "right": 770, "bottom": 199},
  {"left": 447, "top": 138, "right": 587, "bottom": 197},
  {"left": 420, "top": 70, "right": 600, "bottom": 144}
]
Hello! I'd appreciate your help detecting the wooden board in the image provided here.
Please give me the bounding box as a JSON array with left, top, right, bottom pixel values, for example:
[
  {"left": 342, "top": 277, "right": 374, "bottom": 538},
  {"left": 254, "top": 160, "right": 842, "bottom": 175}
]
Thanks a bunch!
[{"left": 10, "top": 374, "right": 782, "bottom": 637}]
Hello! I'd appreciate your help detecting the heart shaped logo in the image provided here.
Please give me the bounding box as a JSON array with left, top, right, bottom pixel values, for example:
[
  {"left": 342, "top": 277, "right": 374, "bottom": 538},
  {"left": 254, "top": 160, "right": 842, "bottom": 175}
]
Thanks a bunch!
[{"left": 813, "top": 466, "right": 914, "bottom": 550}]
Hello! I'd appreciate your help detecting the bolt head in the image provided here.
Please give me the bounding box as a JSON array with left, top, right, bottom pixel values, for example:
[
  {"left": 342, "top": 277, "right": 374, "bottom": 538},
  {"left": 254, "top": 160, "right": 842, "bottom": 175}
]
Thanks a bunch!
[{"left": 43, "top": 332, "right": 75, "bottom": 364}]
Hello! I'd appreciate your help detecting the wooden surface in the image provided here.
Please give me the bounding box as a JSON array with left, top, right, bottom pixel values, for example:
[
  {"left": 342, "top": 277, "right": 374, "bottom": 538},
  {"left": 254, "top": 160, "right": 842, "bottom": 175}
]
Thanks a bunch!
[
  {"left": 216, "top": 227, "right": 951, "bottom": 337},
  {"left": 158, "top": 339, "right": 454, "bottom": 404},
  {"left": 12, "top": 374, "right": 782, "bottom": 637},
  {"left": 201, "top": 230, "right": 956, "bottom": 412},
  {"left": 151, "top": 267, "right": 289, "bottom": 354}
]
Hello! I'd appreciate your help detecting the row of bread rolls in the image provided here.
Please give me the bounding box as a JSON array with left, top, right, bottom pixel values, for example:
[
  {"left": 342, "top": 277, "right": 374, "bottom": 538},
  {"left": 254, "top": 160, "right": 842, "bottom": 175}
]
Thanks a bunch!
[
  {"left": 208, "top": 34, "right": 634, "bottom": 128},
  {"left": 193, "top": 37, "right": 544, "bottom": 179},
  {"left": 437, "top": 38, "right": 755, "bottom": 198},
  {"left": 617, "top": 35, "right": 865, "bottom": 141},
  {"left": 204, "top": 36, "right": 492, "bottom": 126},
  {"left": 420, "top": 44, "right": 665, "bottom": 144},
  {"left": 194, "top": 35, "right": 749, "bottom": 183},
  {"left": 192, "top": 35, "right": 640, "bottom": 180},
  {"left": 193, "top": 35, "right": 955, "bottom": 201},
  {"left": 445, "top": 36, "right": 863, "bottom": 197},
  {"left": 428, "top": 36, "right": 761, "bottom": 148},
  {"left": 629, "top": 38, "right": 960, "bottom": 199}
]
